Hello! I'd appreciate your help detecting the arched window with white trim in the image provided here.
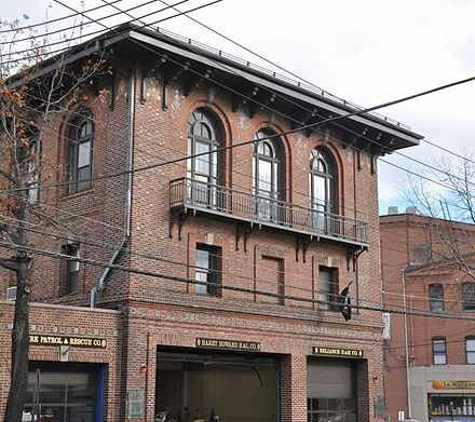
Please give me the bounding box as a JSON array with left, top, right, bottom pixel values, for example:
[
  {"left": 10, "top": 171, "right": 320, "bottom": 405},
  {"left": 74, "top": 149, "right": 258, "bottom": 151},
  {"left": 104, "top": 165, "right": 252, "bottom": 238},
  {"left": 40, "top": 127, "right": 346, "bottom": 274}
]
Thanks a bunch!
[
  {"left": 310, "top": 148, "right": 337, "bottom": 231},
  {"left": 68, "top": 109, "right": 93, "bottom": 193},
  {"left": 253, "top": 129, "right": 284, "bottom": 220},
  {"left": 187, "top": 108, "right": 223, "bottom": 205}
]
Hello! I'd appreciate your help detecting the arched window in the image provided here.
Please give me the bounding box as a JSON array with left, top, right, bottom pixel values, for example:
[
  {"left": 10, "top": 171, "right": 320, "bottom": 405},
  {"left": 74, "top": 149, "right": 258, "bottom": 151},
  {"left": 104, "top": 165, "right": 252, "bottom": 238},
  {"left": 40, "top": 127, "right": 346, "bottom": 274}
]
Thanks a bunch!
[
  {"left": 187, "top": 108, "right": 223, "bottom": 205},
  {"left": 253, "top": 129, "right": 284, "bottom": 220},
  {"left": 310, "top": 148, "right": 337, "bottom": 230},
  {"left": 462, "top": 281, "right": 475, "bottom": 311},
  {"left": 68, "top": 110, "right": 93, "bottom": 193},
  {"left": 428, "top": 284, "right": 445, "bottom": 312}
]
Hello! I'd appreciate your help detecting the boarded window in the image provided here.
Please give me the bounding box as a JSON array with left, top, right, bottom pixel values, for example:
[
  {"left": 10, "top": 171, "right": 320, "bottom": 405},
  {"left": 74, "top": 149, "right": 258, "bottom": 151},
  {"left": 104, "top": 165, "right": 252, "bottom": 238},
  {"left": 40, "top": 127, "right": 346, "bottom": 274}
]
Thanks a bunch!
[{"left": 259, "top": 256, "right": 285, "bottom": 305}]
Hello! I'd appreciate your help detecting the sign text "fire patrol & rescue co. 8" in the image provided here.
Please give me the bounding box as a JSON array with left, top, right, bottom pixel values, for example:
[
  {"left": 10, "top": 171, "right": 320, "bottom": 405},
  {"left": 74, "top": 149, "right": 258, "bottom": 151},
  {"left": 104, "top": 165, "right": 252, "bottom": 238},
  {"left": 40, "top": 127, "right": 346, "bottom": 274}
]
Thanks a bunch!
[
  {"left": 313, "top": 347, "right": 364, "bottom": 358},
  {"left": 196, "top": 338, "right": 261, "bottom": 351},
  {"left": 29, "top": 335, "right": 107, "bottom": 349}
]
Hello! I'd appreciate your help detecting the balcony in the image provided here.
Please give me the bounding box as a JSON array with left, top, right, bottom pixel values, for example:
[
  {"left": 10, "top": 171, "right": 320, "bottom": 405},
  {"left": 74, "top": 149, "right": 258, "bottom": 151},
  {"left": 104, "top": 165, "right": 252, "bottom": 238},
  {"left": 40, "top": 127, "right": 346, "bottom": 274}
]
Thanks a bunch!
[{"left": 169, "top": 178, "right": 368, "bottom": 248}]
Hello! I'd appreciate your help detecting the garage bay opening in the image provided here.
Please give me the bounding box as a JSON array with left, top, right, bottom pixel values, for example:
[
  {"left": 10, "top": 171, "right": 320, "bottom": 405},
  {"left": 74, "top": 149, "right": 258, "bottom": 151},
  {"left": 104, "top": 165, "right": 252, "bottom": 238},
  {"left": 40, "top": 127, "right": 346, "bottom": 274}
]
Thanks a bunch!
[{"left": 156, "top": 347, "right": 280, "bottom": 422}]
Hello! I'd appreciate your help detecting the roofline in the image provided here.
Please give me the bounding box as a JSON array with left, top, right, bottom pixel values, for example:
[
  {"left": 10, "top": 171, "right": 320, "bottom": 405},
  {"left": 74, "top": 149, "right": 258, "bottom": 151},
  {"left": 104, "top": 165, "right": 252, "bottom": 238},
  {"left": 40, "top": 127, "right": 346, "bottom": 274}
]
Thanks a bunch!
[
  {"left": 7, "top": 29, "right": 130, "bottom": 89},
  {"left": 9, "top": 23, "right": 423, "bottom": 147},
  {"left": 380, "top": 213, "right": 475, "bottom": 230},
  {"left": 405, "top": 255, "right": 475, "bottom": 274},
  {"left": 128, "top": 24, "right": 423, "bottom": 145}
]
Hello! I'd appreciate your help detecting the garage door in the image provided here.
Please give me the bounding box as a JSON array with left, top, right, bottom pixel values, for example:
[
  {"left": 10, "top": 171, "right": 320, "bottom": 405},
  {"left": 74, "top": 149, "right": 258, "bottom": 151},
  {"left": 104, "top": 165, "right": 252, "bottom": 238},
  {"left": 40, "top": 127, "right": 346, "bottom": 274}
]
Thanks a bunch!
[{"left": 307, "top": 359, "right": 356, "bottom": 422}]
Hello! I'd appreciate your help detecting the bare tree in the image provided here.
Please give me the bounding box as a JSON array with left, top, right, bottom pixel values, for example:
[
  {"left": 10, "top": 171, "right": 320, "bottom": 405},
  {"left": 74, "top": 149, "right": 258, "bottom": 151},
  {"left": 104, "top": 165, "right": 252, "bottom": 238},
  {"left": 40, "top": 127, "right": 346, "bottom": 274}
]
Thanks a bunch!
[
  {"left": 0, "top": 16, "right": 107, "bottom": 422},
  {"left": 406, "top": 152, "right": 475, "bottom": 279}
]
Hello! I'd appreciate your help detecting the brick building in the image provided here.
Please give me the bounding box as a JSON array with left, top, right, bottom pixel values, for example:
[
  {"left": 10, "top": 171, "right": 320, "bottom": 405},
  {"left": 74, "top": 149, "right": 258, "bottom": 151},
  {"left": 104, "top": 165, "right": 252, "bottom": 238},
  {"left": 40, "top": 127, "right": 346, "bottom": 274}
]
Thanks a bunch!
[
  {"left": 381, "top": 211, "right": 475, "bottom": 422},
  {"left": 0, "top": 24, "right": 422, "bottom": 421}
]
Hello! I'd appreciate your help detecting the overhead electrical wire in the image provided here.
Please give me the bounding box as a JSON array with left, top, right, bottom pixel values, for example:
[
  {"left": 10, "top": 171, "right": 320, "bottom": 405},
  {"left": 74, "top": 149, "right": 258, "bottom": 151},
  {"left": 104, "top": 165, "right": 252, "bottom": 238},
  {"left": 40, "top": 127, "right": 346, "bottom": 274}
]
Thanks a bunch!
[
  {"left": 0, "top": 0, "right": 186, "bottom": 46},
  {"left": 2, "top": 72, "right": 472, "bottom": 198},
  {"left": 157, "top": 0, "right": 475, "bottom": 168},
  {"left": 90, "top": 0, "right": 475, "bottom": 191},
  {"left": 95, "top": 1, "right": 475, "bottom": 192},
  {"left": 4, "top": 54, "right": 475, "bottom": 254},
  {"left": 4, "top": 0, "right": 475, "bottom": 201},
  {"left": 0, "top": 0, "right": 128, "bottom": 34},
  {"left": 1, "top": 0, "right": 474, "bottom": 324},
  {"left": 1, "top": 0, "right": 214, "bottom": 58},
  {"left": 2, "top": 239, "right": 475, "bottom": 322}
]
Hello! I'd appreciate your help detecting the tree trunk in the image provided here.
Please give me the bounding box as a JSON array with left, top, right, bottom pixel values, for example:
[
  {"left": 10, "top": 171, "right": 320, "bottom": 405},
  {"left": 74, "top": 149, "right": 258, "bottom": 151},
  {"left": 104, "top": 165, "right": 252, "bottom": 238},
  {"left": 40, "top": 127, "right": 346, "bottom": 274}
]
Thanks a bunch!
[{"left": 5, "top": 254, "right": 31, "bottom": 422}]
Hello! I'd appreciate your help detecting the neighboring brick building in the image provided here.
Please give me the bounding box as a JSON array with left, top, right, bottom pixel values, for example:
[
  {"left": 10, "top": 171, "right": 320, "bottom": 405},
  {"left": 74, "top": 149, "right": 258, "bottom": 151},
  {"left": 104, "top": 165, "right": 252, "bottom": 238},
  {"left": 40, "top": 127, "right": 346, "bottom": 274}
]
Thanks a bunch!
[
  {"left": 381, "top": 211, "right": 475, "bottom": 422},
  {"left": 1, "top": 24, "right": 422, "bottom": 421}
]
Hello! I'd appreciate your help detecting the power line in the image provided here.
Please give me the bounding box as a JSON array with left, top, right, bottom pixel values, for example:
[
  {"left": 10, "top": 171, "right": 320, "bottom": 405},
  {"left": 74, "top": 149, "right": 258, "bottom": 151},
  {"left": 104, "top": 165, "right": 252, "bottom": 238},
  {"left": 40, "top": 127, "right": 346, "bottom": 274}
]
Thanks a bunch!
[
  {"left": 2, "top": 2, "right": 470, "bottom": 201},
  {"left": 134, "top": 4, "right": 475, "bottom": 191},
  {"left": 0, "top": 209, "right": 421, "bottom": 310},
  {"left": 1, "top": 0, "right": 201, "bottom": 59},
  {"left": 3, "top": 240, "right": 475, "bottom": 321},
  {"left": 421, "top": 137, "right": 475, "bottom": 166},
  {"left": 13, "top": 106, "right": 371, "bottom": 219},
  {"left": 4, "top": 8, "right": 474, "bottom": 199},
  {"left": 155, "top": 0, "right": 475, "bottom": 170},
  {"left": 0, "top": 0, "right": 184, "bottom": 46},
  {"left": 0, "top": 74, "right": 467, "bottom": 198},
  {"left": 1, "top": 216, "right": 387, "bottom": 307},
  {"left": 5, "top": 4, "right": 475, "bottom": 247},
  {"left": 0, "top": 0, "right": 127, "bottom": 34}
]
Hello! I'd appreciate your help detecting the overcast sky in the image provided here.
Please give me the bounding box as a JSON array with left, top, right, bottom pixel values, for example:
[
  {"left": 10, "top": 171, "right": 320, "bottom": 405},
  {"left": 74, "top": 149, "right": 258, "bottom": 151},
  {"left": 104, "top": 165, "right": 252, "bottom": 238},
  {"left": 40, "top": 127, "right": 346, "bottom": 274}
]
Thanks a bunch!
[{"left": 4, "top": 0, "right": 475, "bottom": 215}]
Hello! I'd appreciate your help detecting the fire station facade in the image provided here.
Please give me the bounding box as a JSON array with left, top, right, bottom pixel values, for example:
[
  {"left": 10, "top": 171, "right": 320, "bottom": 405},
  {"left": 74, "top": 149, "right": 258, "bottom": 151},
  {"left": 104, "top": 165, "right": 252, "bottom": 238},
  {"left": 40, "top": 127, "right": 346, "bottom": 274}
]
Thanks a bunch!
[{"left": 0, "top": 24, "right": 422, "bottom": 421}]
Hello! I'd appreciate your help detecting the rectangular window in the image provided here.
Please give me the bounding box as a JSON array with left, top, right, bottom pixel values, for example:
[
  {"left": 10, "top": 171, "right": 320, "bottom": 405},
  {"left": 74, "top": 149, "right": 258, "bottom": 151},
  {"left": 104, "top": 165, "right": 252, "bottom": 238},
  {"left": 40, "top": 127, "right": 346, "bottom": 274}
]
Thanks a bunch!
[
  {"left": 467, "top": 338, "right": 475, "bottom": 364},
  {"left": 62, "top": 244, "right": 80, "bottom": 295},
  {"left": 462, "top": 283, "right": 475, "bottom": 311},
  {"left": 429, "top": 394, "right": 475, "bottom": 418},
  {"left": 195, "top": 244, "right": 221, "bottom": 297},
  {"left": 69, "top": 140, "right": 92, "bottom": 193},
  {"left": 24, "top": 364, "right": 100, "bottom": 421},
  {"left": 432, "top": 338, "right": 447, "bottom": 365},
  {"left": 429, "top": 284, "right": 445, "bottom": 312},
  {"left": 319, "top": 267, "right": 339, "bottom": 311}
]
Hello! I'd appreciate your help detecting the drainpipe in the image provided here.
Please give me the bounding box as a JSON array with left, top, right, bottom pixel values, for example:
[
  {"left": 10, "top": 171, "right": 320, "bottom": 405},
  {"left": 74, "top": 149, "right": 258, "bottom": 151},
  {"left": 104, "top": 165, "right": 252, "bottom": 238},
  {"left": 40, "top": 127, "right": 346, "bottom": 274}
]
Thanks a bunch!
[
  {"left": 402, "top": 265, "right": 412, "bottom": 419},
  {"left": 90, "top": 69, "right": 135, "bottom": 308}
]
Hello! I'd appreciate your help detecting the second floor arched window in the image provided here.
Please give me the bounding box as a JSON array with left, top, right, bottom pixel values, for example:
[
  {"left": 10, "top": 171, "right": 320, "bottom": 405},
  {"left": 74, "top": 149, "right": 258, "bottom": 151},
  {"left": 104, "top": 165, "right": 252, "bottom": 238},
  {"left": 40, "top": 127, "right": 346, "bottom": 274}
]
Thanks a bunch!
[
  {"left": 253, "top": 129, "right": 284, "bottom": 220},
  {"left": 187, "top": 108, "right": 223, "bottom": 205},
  {"left": 68, "top": 110, "right": 93, "bottom": 193},
  {"left": 310, "top": 148, "right": 337, "bottom": 230},
  {"left": 428, "top": 283, "right": 445, "bottom": 312}
]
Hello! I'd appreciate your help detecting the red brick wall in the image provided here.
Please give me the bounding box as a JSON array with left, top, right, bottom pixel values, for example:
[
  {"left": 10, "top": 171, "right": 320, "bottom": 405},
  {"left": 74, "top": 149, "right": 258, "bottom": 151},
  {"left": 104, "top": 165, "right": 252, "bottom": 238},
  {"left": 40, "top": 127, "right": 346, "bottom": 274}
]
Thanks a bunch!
[
  {"left": 120, "top": 301, "right": 382, "bottom": 422},
  {"left": 4, "top": 69, "right": 388, "bottom": 421},
  {"left": 406, "top": 265, "right": 475, "bottom": 366},
  {"left": 0, "top": 301, "right": 122, "bottom": 420},
  {"left": 381, "top": 214, "right": 475, "bottom": 421}
]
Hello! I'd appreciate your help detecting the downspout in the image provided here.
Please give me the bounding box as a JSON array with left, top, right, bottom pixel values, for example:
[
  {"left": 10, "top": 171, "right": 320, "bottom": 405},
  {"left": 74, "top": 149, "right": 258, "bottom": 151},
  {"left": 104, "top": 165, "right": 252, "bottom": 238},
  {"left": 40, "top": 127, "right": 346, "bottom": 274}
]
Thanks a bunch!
[
  {"left": 402, "top": 265, "right": 412, "bottom": 419},
  {"left": 90, "top": 69, "right": 135, "bottom": 308}
]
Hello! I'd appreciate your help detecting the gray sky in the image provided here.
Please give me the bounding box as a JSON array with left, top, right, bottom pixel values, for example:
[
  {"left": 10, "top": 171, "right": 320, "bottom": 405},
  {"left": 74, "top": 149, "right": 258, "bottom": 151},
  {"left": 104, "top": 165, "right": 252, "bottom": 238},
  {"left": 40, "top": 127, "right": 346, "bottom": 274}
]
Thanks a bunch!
[{"left": 4, "top": 0, "right": 475, "bottom": 215}]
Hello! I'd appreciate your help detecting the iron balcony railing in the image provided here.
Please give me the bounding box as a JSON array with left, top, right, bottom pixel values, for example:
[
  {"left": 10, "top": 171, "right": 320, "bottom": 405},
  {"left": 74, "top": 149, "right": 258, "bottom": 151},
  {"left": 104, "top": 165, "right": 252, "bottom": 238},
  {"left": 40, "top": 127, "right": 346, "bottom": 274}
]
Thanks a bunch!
[{"left": 170, "top": 178, "right": 368, "bottom": 247}]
